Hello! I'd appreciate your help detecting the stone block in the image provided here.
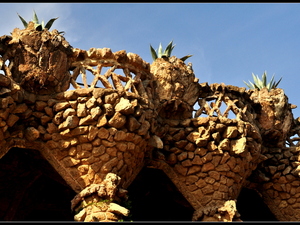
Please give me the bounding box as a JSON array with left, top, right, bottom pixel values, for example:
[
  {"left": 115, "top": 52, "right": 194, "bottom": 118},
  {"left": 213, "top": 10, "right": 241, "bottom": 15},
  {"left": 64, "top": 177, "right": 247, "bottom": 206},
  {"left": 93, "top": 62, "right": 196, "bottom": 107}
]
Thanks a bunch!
[
  {"left": 44, "top": 106, "right": 54, "bottom": 117},
  {"left": 108, "top": 112, "right": 126, "bottom": 129},
  {"left": 223, "top": 126, "right": 239, "bottom": 139},
  {"left": 201, "top": 162, "right": 215, "bottom": 172},
  {"left": 54, "top": 101, "right": 70, "bottom": 112},
  {"left": 7, "top": 114, "right": 19, "bottom": 127}
]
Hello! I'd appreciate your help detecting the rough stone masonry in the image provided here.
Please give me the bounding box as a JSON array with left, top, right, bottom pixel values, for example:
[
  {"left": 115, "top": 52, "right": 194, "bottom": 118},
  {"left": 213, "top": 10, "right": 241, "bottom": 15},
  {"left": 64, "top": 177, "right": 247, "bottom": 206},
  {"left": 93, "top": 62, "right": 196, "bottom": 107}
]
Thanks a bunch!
[{"left": 0, "top": 22, "right": 300, "bottom": 221}]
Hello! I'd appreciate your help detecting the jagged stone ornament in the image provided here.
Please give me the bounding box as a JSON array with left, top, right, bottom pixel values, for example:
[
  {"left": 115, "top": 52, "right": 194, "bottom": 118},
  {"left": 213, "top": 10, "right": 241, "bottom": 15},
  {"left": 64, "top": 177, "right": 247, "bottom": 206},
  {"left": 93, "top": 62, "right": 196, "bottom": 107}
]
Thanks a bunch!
[{"left": 0, "top": 21, "right": 300, "bottom": 222}]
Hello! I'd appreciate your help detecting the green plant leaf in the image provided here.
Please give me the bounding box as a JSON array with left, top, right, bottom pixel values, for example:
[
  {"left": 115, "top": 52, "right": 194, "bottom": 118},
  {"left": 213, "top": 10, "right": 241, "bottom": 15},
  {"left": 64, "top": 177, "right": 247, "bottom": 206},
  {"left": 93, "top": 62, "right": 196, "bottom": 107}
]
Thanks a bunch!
[
  {"left": 252, "top": 73, "right": 258, "bottom": 86},
  {"left": 250, "top": 80, "right": 257, "bottom": 89},
  {"left": 149, "top": 41, "right": 192, "bottom": 62},
  {"left": 262, "top": 71, "right": 267, "bottom": 87},
  {"left": 243, "top": 81, "right": 253, "bottom": 89},
  {"left": 45, "top": 17, "right": 58, "bottom": 30},
  {"left": 273, "top": 77, "right": 282, "bottom": 88},
  {"left": 269, "top": 74, "right": 275, "bottom": 85},
  {"left": 164, "top": 40, "right": 174, "bottom": 57},
  {"left": 245, "top": 71, "right": 282, "bottom": 91},
  {"left": 150, "top": 45, "right": 158, "bottom": 61},
  {"left": 17, "top": 13, "right": 28, "bottom": 28},
  {"left": 32, "top": 10, "right": 39, "bottom": 24},
  {"left": 267, "top": 74, "right": 275, "bottom": 90},
  {"left": 157, "top": 43, "right": 163, "bottom": 58},
  {"left": 180, "top": 54, "right": 193, "bottom": 62},
  {"left": 255, "top": 74, "right": 264, "bottom": 89}
]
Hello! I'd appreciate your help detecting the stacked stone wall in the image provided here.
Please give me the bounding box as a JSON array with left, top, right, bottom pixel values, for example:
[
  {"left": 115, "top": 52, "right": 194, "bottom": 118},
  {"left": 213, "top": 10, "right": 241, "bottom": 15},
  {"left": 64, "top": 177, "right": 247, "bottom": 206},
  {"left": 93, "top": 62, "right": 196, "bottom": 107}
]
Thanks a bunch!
[
  {"left": 1, "top": 24, "right": 300, "bottom": 221},
  {"left": 151, "top": 116, "right": 264, "bottom": 221}
]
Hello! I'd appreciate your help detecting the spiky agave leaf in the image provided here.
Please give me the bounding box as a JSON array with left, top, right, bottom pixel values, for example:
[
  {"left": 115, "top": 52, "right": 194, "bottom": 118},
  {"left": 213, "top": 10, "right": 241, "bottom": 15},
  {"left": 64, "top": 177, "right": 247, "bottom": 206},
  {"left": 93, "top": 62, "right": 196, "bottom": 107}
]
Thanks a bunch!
[
  {"left": 257, "top": 75, "right": 265, "bottom": 89},
  {"left": 252, "top": 73, "right": 260, "bottom": 88},
  {"left": 262, "top": 71, "right": 267, "bottom": 87},
  {"left": 44, "top": 17, "right": 58, "bottom": 30},
  {"left": 157, "top": 43, "right": 163, "bottom": 58},
  {"left": 250, "top": 80, "right": 257, "bottom": 89},
  {"left": 169, "top": 42, "right": 176, "bottom": 55},
  {"left": 257, "top": 76, "right": 264, "bottom": 89},
  {"left": 245, "top": 80, "right": 258, "bottom": 89},
  {"left": 149, "top": 40, "right": 193, "bottom": 62},
  {"left": 32, "top": 10, "right": 39, "bottom": 25},
  {"left": 180, "top": 55, "right": 193, "bottom": 62},
  {"left": 245, "top": 75, "right": 260, "bottom": 90},
  {"left": 256, "top": 74, "right": 265, "bottom": 89},
  {"left": 163, "top": 40, "right": 175, "bottom": 57},
  {"left": 150, "top": 45, "right": 158, "bottom": 61},
  {"left": 266, "top": 74, "right": 275, "bottom": 91},
  {"left": 243, "top": 80, "right": 253, "bottom": 89},
  {"left": 273, "top": 77, "right": 282, "bottom": 88},
  {"left": 32, "top": 10, "right": 39, "bottom": 24},
  {"left": 17, "top": 13, "right": 28, "bottom": 28},
  {"left": 245, "top": 71, "right": 282, "bottom": 91},
  {"left": 17, "top": 11, "right": 59, "bottom": 32}
]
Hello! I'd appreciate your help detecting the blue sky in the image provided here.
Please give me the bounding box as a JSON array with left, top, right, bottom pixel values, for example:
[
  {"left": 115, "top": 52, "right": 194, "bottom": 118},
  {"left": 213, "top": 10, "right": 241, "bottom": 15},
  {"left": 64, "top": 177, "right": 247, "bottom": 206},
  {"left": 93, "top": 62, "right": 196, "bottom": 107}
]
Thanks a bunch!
[{"left": 1, "top": 3, "right": 300, "bottom": 117}]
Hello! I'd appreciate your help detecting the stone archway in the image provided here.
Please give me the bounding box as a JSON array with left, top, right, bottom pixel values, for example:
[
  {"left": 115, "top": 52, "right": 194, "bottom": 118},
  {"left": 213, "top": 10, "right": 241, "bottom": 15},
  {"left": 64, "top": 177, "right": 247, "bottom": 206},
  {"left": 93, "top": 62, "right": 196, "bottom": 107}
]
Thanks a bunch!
[
  {"left": 127, "top": 167, "right": 195, "bottom": 221},
  {"left": 0, "top": 147, "right": 76, "bottom": 221},
  {"left": 236, "top": 187, "right": 277, "bottom": 221}
]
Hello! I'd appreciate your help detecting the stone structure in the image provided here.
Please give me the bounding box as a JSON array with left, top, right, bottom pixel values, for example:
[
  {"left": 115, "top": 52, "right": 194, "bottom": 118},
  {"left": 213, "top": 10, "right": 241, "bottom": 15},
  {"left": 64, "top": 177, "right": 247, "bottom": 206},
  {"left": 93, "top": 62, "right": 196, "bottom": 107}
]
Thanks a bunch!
[{"left": 0, "top": 23, "right": 300, "bottom": 221}]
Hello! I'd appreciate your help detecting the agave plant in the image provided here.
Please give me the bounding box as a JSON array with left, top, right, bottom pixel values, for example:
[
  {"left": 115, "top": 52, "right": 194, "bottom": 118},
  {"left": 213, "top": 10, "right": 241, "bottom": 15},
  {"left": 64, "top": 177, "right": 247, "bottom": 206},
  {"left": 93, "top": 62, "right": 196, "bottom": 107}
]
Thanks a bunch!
[
  {"left": 17, "top": 10, "right": 59, "bottom": 32},
  {"left": 243, "top": 71, "right": 282, "bottom": 91},
  {"left": 150, "top": 40, "right": 192, "bottom": 62}
]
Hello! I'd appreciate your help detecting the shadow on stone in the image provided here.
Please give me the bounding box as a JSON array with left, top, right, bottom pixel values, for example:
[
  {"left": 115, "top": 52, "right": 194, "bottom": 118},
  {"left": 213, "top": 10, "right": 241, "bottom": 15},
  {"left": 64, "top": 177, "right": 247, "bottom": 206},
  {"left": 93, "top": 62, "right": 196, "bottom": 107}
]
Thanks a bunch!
[
  {"left": 127, "top": 167, "right": 194, "bottom": 221},
  {"left": 0, "top": 147, "right": 76, "bottom": 221},
  {"left": 236, "top": 187, "right": 277, "bottom": 221}
]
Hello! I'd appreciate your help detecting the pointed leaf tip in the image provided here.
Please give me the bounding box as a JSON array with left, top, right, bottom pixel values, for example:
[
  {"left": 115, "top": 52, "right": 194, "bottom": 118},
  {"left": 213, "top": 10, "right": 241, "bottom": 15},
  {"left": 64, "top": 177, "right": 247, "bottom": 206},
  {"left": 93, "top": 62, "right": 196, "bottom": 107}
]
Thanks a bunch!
[
  {"left": 150, "top": 44, "right": 158, "bottom": 61},
  {"left": 32, "top": 10, "right": 39, "bottom": 24},
  {"left": 17, "top": 13, "right": 28, "bottom": 28},
  {"left": 45, "top": 17, "right": 58, "bottom": 30},
  {"left": 180, "top": 55, "right": 193, "bottom": 62},
  {"left": 157, "top": 43, "right": 163, "bottom": 58}
]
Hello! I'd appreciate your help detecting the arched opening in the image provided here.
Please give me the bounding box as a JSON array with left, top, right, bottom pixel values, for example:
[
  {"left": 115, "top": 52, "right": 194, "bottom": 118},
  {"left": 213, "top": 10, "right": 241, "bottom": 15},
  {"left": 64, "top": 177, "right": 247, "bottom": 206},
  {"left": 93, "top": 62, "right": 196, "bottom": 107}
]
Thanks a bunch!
[
  {"left": 0, "top": 147, "right": 76, "bottom": 221},
  {"left": 236, "top": 187, "right": 277, "bottom": 221},
  {"left": 126, "top": 167, "right": 194, "bottom": 221}
]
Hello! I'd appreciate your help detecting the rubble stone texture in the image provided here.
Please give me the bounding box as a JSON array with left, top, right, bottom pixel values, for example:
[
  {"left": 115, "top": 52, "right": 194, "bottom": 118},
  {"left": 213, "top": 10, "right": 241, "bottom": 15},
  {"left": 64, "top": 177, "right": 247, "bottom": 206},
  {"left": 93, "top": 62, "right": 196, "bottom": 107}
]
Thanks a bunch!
[{"left": 0, "top": 22, "right": 300, "bottom": 221}]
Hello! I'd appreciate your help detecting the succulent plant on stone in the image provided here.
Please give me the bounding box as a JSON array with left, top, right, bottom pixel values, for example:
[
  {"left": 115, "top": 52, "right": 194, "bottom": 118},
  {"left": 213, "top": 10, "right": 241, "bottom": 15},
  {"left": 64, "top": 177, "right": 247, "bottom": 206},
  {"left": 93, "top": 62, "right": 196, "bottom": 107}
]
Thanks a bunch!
[
  {"left": 150, "top": 40, "right": 192, "bottom": 62},
  {"left": 243, "top": 71, "right": 282, "bottom": 91},
  {"left": 17, "top": 10, "right": 63, "bottom": 33},
  {"left": 0, "top": 11, "right": 72, "bottom": 94}
]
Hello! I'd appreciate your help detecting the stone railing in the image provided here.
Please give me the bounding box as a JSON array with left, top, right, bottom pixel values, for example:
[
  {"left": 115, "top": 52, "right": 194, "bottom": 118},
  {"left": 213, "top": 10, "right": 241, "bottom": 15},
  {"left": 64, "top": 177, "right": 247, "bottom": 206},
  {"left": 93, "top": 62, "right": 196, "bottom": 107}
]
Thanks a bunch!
[{"left": 68, "top": 48, "right": 153, "bottom": 100}]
